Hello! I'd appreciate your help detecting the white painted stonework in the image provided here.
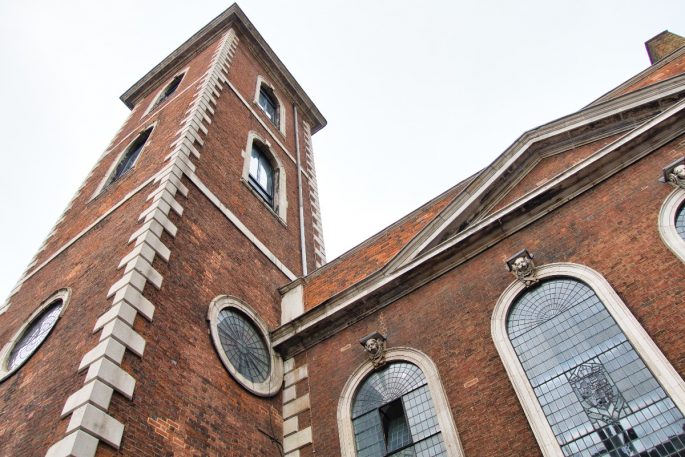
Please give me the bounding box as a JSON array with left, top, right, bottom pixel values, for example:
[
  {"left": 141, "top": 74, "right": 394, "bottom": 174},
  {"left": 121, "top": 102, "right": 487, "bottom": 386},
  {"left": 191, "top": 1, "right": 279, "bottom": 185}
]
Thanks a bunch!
[{"left": 658, "top": 187, "right": 685, "bottom": 263}]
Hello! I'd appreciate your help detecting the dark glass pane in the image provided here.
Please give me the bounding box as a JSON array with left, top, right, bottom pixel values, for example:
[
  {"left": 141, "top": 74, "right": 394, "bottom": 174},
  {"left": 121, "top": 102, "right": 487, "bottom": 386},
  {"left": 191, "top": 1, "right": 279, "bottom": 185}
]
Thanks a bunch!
[
  {"left": 351, "top": 362, "right": 447, "bottom": 457},
  {"left": 8, "top": 300, "right": 63, "bottom": 371},
  {"left": 676, "top": 203, "right": 685, "bottom": 241},
  {"left": 258, "top": 88, "right": 278, "bottom": 125},
  {"left": 152, "top": 73, "right": 183, "bottom": 109},
  {"left": 507, "top": 278, "right": 685, "bottom": 456},
  {"left": 249, "top": 144, "right": 274, "bottom": 205},
  {"left": 111, "top": 128, "right": 151, "bottom": 183},
  {"left": 217, "top": 308, "right": 270, "bottom": 383}
]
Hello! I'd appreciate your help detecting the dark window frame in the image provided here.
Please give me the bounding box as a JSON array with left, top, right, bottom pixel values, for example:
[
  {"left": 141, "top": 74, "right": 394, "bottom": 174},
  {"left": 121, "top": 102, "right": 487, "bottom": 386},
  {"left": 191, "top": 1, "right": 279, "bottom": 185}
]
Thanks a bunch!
[
  {"left": 258, "top": 85, "right": 280, "bottom": 127},
  {"left": 150, "top": 73, "right": 184, "bottom": 112},
  {"left": 107, "top": 127, "right": 153, "bottom": 187},
  {"left": 248, "top": 142, "right": 276, "bottom": 208}
]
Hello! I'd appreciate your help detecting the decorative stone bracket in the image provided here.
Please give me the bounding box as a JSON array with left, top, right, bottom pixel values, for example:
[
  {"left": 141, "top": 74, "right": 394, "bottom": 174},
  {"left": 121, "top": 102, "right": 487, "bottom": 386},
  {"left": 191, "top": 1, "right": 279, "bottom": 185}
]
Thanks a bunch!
[
  {"left": 506, "top": 249, "right": 538, "bottom": 287},
  {"left": 662, "top": 157, "right": 685, "bottom": 189},
  {"left": 359, "top": 332, "right": 387, "bottom": 369}
]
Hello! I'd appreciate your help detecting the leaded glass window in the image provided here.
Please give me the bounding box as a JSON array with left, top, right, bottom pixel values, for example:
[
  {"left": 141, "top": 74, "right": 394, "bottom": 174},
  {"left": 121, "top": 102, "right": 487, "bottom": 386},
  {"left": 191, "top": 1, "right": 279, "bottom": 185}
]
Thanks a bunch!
[
  {"left": 351, "top": 362, "right": 447, "bottom": 457},
  {"left": 7, "top": 300, "right": 63, "bottom": 371},
  {"left": 676, "top": 203, "right": 685, "bottom": 241},
  {"left": 151, "top": 73, "right": 184, "bottom": 111},
  {"left": 248, "top": 144, "right": 275, "bottom": 207},
  {"left": 109, "top": 128, "right": 152, "bottom": 184},
  {"left": 507, "top": 278, "right": 685, "bottom": 456},
  {"left": 216, "top": 307, "right": 270, "bottom": 383},
  {"left": 258, "top": 87, "right": 279, "bottom": 126}
]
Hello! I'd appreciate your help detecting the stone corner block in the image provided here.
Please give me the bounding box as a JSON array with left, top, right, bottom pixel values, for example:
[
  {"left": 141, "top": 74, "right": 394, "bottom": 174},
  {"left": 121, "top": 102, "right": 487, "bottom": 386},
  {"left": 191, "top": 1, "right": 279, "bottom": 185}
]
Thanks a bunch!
[{"left": 45, "top": 429, "right": 99, "bottom": 457}]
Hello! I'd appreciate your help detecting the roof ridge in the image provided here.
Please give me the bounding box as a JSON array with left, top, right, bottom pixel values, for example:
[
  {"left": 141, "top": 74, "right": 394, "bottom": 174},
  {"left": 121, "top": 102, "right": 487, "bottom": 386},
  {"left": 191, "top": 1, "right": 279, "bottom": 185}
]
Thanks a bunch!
[{"left": 303, "top": 172, "right": 479, "bottom": 280}]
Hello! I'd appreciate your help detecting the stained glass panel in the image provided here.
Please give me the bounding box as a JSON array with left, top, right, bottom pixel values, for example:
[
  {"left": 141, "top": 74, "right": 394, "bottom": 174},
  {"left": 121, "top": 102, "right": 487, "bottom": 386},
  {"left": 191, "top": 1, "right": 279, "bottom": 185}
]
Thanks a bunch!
[
  {"left": 507, "top": 278, "right": 685, "bottom": 456},
  {"left": 8, "top": 300, "right": 63, "bottom": 371},
  {"left": 351, "top": 362, "right": 447, "bottom": 457},
  {"left": 217, "top": 308, "right": 270, "bottom": 383}
]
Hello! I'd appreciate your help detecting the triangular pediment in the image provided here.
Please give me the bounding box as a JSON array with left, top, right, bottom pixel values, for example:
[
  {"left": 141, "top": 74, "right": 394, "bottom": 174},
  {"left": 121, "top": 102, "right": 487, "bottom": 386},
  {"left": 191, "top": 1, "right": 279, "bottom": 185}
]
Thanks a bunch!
[{"left": 383, "top": 78, "right": 685, "bottom": 272}]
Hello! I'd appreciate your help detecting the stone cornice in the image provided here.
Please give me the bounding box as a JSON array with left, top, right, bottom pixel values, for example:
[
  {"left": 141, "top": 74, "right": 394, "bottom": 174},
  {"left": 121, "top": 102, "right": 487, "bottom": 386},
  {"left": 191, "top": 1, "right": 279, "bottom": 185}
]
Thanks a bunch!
[
  {"left": 119, "top": 3, "right": 327, "bottom": 134},
  {"left": 272, "top": 98, "right": 685, "bottom": 358}
]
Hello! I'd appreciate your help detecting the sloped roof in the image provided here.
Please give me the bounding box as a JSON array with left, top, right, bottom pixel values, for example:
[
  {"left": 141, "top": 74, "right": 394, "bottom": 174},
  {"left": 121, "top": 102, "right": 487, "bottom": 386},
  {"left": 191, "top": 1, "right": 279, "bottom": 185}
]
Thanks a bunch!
[{"left": 303, "top": 176, "right": 475, "bottom": 310}]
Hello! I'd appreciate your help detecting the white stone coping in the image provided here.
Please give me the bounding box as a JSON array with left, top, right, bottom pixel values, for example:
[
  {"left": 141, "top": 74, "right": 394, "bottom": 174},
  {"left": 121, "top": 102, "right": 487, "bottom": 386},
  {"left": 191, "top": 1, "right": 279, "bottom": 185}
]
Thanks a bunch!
[
  {"left": 0, "top": 288, "right": 71, "bottom": 382},
  {"left": 207, "top": 295, "right": 283, "bottom": 397},
  {"left": 658, "top": 187, "right": 685, "bottom": 264},
  {"left": 337, "top": 347, "right": 465, "bottom": 457},
  {"left": 491, "top": 263, "right": 685, "bottom": 457}
]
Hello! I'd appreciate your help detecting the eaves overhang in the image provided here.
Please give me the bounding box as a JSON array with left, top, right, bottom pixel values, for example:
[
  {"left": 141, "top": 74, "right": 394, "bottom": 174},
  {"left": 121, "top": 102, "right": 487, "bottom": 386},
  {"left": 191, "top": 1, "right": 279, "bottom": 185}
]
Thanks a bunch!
[
  {"left": 272, "top": 97, "right": 685, "bottom": 358},
  {"left": 119, "top": 3, "right": 327, "bottom": 133}
]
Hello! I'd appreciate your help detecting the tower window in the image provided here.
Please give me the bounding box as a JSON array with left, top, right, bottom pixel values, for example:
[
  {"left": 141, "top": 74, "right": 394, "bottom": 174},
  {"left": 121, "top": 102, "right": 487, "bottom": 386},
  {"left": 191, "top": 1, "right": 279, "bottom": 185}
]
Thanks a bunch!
[
  {"left": 248, "top": 143, "right": 275, "bottom": 207},
  {"left": 258, "top": 86, "right": 279, "bottom": 126},
  {"left": 108, "top": 128, "right": 153, "bottom": 186},
  {"left": 149, "top": 73, "right": 184, "bottom": 112},
  {"left": 676, "top": 202, "right": 685, "bottom": 240}
]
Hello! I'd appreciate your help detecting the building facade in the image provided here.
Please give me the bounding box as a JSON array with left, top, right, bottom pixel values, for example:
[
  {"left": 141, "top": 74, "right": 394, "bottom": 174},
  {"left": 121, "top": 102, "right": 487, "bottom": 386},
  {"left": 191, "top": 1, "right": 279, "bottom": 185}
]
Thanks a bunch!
[{"left": 1, "top": 5, "right": 685, "bottom": 457}]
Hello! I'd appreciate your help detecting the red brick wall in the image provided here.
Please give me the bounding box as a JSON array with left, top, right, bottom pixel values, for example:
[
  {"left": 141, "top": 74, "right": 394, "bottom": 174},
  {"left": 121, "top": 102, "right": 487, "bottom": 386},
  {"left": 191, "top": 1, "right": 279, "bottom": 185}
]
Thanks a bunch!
[{"left": 302, "top": 135, "right": 685, "bottom": 457}]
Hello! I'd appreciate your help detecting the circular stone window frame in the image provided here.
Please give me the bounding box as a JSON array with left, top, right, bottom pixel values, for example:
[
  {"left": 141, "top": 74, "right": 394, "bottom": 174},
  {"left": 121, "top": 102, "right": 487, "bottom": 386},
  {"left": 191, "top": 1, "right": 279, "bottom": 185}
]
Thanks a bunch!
[
  {"left": 0, "top": 288, "right": 71, "bottom": 382},
  {"left": 207, "top": 295, "right": 283, "bottom": 397}
]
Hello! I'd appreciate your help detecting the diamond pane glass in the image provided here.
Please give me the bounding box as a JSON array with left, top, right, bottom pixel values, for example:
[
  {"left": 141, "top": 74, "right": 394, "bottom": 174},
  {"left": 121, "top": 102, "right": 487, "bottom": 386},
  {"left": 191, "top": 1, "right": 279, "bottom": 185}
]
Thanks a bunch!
[
  {"left": 676, "top": 203, "right": 685, "bottom": 240},
  {"left": 111, "top": 128, "right": 151, "bottom": 183},
  {"left": 507, "top": 278, "right": 685, "bottom": 456},
  {"left": 217, "top": 308, "right": 270, "bottom": 383},
  {"left": 8, "top": 300, "right": 63, "bottom": 371},
  {"left": 351, "top": 362, "right": 447, "bottom": 457}
]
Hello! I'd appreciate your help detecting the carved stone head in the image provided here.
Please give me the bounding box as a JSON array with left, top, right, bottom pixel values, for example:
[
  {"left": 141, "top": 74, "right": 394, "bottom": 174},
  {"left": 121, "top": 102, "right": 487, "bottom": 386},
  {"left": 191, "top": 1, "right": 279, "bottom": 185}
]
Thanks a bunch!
[
  {"left": 506, "top": 249, "right": 538, "bottom": 286},
  {"left": 359, "top": 332, "right": 387, "bottom": 369}
]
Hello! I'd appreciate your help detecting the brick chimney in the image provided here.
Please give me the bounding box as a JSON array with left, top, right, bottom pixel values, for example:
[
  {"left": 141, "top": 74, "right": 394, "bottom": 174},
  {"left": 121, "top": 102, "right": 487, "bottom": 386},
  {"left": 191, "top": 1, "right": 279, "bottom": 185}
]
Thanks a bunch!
[{"left": 645, "top": 30, "right": 685, "bottom": 64}]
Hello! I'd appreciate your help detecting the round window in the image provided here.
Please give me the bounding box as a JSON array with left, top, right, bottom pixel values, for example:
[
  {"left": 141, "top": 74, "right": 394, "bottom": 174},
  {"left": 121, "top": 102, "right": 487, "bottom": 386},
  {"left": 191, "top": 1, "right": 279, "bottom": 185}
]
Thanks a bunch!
[
  {"left": 0, "top": 290, "right": 69, "bottom": 382},
  {"left": 216, "top": 308, "right": 270, "bottom": 383},
  {"left": 208, "top": 296, "right": 283, "bottom": 396}
]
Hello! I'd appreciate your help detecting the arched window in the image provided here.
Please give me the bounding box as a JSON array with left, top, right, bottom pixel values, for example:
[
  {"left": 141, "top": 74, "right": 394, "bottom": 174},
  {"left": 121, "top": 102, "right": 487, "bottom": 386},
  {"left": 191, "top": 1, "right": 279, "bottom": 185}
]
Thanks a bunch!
[
  {"left": 338, "top": 348, "right": 465, "bottom": 457},
  {"left": 493, "top": 264, "right": 685, "bottom": 457},
  {"left": 249, "top": 142, "right": 275, "bottom": 207},
  {"left": 658, "top": 188, "right": 685, "bottom": 263},
  {"left": 148, "top": 72, "right": 185, "bottom": 113},
  {"left": 107, "top": 127, "right": 153, "bottom": 186},
  {"left": 241, "top": 132, "right": 287, "bottom": 220},
  {"left": 254, "top": 76, "right": 286, "bottom": 135}
]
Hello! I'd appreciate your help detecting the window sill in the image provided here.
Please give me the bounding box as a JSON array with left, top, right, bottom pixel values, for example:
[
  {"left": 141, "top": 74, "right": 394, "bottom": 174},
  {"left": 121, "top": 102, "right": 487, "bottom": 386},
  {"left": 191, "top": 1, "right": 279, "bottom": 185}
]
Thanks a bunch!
[{"left": 241, "top": 178, "right": 287, "bottom": 227}]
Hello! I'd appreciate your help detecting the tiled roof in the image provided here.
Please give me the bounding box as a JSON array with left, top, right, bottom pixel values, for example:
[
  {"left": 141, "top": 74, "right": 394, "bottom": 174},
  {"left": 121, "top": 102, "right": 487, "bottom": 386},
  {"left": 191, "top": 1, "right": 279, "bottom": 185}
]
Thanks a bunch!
[{"left": 303, "top": 177, "right": 475, "bottom": 310}]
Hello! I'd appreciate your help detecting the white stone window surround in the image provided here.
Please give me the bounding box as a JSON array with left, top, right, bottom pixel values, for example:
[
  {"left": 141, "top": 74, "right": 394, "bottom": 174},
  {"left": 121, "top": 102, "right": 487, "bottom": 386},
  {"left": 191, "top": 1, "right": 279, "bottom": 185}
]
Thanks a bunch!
[
  {"left": 658, "top": 187, "right": 685, "bottom": 263},
  {"left": 491, "top": 263, "right": 685, "bottom": 457},
  {"left": 241, "top": 131, "right": 288, "bottom": 222},
  {"left": 254, "top": 75, "right": 287, "bottom": 137},
  {"left": 0, "top": 288, "right": 71, "bottom": 382},
  {"left": 207, "top": 295, "right": 283, "bottom": 397},
  {"left": 91, "top": 121, "right": 159, "bottom": 199},
  {"left": 142, "top": 67, "right": 189, "bottom": 117},
  {"left": 337, "top": 347, "right": 466, "bottom": 457}
]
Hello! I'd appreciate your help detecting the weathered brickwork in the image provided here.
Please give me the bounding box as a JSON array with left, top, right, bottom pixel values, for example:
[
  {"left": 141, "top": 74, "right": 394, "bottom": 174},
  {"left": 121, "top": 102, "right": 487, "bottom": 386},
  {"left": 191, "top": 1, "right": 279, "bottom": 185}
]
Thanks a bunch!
[{"left": 302, "top": 135, "right": 685, "bottom": 456}]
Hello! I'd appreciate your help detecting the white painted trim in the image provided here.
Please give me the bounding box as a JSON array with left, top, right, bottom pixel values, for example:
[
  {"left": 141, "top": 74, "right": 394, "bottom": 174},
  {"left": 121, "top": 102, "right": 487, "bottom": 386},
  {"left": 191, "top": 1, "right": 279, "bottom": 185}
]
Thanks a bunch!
[
  {"left": 207, "top": 295, "right": 283, "bottom": 397},
  {"left": 143, "top": 67, "right": 189, "bottom": 117},
  {"left": 658, "top": 187, "right": 685, "bottom": 263},
  {"left": 91, "top": 122, "right": 159, "bottom": 199},
  {"left": 241, "top": 131, "right": 288, "bottom": 221},
  {"left": 491, "top": 263, "right": 685, "bottom": 457},
  {"left": 337, "top": 347, "right": 465, "bottom": 457},
  {"left": 254, "top": 75, "right": 287, "bottom": 136},
  {"left": 0, "top": 288, "right": 71, "bottom": 382}
]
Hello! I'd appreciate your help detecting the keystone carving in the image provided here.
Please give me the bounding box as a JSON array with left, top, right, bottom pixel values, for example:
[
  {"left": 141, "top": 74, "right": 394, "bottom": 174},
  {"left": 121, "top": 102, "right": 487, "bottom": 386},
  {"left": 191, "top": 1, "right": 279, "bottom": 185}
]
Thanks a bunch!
[
  {"left": 506, "top": 249, "right": 538, "bottom": 287},
  {"left": 359, "top": 332, "right": 387, "bottom": 369},
  {"left": 668, "top": 164, "right": 685, "bottom": 189}
]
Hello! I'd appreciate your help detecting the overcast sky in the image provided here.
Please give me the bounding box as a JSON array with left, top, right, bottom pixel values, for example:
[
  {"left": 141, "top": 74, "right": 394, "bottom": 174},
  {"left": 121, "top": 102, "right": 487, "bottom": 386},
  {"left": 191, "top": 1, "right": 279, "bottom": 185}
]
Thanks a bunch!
[{"left": 1, "top": 1, "right": 684, "bottom": 300}]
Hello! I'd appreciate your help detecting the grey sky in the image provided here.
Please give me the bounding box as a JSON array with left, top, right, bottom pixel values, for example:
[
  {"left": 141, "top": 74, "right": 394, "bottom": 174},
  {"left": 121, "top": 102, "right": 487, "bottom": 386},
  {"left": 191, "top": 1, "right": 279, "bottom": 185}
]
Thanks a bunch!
[{"left": 1, "top": 1, "right": 684, "bottom": 300}]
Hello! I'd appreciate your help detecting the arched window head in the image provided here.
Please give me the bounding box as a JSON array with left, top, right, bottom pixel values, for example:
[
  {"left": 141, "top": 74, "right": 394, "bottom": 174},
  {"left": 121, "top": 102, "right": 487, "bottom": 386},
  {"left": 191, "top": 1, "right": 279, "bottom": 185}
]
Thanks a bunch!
[
  {"left": 351, "top": 362, "right": 447, "bottom": 456},
  {"left": 149, "top": 72, "right": 184, "bottom": 112},
  {"left": 258, "top": 86, "right": 279, "bottom": 126},
  {"left": 107, "top": 127, "right": 153, "bottom": 186},
  {"left": 658, "top": 188, "right": 685, "bottom": 263},
  {"left": 338, "top": 348, "right": 465, "bottom": 457},
  {"left": 249, "top": 142, "right": 275, "bottom": 207},
  {"left": 493, "top": 265, "right": 685, "bottom": 457}
]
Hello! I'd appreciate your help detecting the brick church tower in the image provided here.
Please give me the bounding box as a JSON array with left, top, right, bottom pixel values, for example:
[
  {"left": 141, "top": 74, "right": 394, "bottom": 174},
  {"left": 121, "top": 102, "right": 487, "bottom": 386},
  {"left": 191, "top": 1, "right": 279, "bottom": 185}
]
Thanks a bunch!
[{"left": 0, "top": 4, "right": 325, "bottom": 456}]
